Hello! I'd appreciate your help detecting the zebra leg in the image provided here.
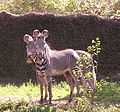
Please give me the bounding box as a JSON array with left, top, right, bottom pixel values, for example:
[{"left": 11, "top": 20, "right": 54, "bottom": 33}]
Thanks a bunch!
[
  {"left": 39, "top": 75, "right": 49, "bottom": 103},
  {"left": 76, "top": 83, "right": 80, "bottom": 96},
  {"left": 48, "top": 77, "right": 52, "bottom": 104},
  {"left": 76, "top": 71, "right": 83, "bottom": 96},
  {"left": 38, "top": 76, "right": 44, "bottom": 103},
  {"left": 64, "top": 71, "right": 75, "bottom": 102},
  {"left": 36, "top": 73, "right": 45, "bottom": 103},
  {"left": 87, "top": 78, "right": 96, "bottom": 93},
  {"left": 36, "top": 73, "right": 43, "bottom": 103},
  {"left": 76, "top": 75, "right": 85, "bottom": 96},
  {"left": 44, "top": 76, "right": 48, "bottom": 101},
  {"left": 75, "top": 76, "right": 80, "bottom": 96},
  {"left": 40, "top": 84, "right": 44, "bottom": 103},
  {"left": 44, "top": 86, "right": 48, "bottom": 101}
]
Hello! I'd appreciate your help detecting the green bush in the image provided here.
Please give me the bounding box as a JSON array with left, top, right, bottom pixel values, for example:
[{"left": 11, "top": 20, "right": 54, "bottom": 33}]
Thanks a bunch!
[
  {"left": 73, "top": 37, "right": 101, "bottom": 79},
  {"left": 87, "top": 37, "right": 101, "bottom": 57}
]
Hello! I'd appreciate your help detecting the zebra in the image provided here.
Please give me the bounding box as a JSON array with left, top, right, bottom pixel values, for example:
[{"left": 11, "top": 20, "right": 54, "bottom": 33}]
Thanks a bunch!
[
  {"left": 32, "top": 29, "right": 96, "bottom": 93},
  {"left": 24, "top": 30, "right": 96, "bottom": 104},
  {"left": 24, "top": 34, "right": 51, "bottom": 103}
]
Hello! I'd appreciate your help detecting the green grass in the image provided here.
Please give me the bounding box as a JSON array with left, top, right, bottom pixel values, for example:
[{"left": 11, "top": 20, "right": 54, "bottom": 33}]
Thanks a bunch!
[
  {"left": 96, "top": 80, "right": 120, "bottom": 103},
  {"left": 0, "top": 81, "right": 70, "bottom": 101},
  {"left": 0, "top": 81, "right": 39, "bottom": 101},
  {"left": 0, "top": 80, "right": 120, "bottom": 112}
]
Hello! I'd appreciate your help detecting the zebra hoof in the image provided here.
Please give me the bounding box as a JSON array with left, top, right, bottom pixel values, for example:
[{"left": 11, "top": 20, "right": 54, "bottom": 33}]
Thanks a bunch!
[
  {"left": 39, "top": 99, "right": 43, "bottom": 104},
  {"left": 44, "top": 98, "right": 46, "bottom": 101},
  {"left": 48, "top": 97, "right": 52, "bottom": 104},
  {"left": 48, "top": 100, "right": 52, "bottom": 104},
  {"left": 68, "top": 98, "right": 72, "bottom": 102},
  {"left": 44, "top": 96, "right": 48, "bottom": 101},
  {"left": 94, "top": 89, "right": 97, "bottom": 93}
]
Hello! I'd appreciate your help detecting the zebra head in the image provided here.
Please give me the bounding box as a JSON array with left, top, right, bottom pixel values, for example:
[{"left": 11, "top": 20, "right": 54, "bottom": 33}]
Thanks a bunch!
[
  {"left": 24, "top": 34, "right": 38, "bottom": 63},
  {"left": 32, "top": 29, "right": 48, "bottom": 57},
  {"left": 23, "top": 30, "right": 49, "bottom": 63}
]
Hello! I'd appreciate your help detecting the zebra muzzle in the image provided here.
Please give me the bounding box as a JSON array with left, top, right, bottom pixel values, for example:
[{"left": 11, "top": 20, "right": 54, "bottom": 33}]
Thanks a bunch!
[
  {"left": 27, "top": 55, "right": 37, "bottom": 64},
  {"left": 26, "top": 58, "right": 33, "bottom": 64}
]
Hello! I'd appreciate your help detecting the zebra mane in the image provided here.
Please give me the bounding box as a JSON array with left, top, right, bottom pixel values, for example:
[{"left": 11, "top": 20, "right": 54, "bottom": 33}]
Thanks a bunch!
[{"left": 44, "top": 41, "right": 52, "bottom": 62}]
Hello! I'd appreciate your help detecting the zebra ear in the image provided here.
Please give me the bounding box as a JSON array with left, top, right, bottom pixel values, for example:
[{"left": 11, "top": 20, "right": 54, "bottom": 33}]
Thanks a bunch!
[
  {"left": 24, "top": 34, "right": 33, "bottom": 44},
  {"left": 41, "top": 29, "right": 49, "bottom": 40},
  {"left": 32, "top": 29, "right": 40, "bottom": 38}
]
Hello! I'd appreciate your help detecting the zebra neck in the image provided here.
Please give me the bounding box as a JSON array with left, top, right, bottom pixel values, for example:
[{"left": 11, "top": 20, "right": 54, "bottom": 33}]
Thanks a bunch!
[
  {"left": 45, "top": 43, "right": 52, "bottom": 55},
  {"left": 35, "top": 57, "right": 48, "bottom": 73}
]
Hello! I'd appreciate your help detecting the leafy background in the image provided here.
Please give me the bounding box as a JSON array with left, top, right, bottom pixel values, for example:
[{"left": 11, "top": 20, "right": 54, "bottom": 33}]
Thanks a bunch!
[{"left": 0, "top": 0, "right": 119, "bottom": 17}]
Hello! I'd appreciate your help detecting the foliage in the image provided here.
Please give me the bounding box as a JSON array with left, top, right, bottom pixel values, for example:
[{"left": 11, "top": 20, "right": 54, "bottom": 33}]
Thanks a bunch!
[
  {"left": 87, "top": 37, "right": 101, "bottom": 57},
  {"left": 72, "top": 37, "right": 101, "bottom": 100},
  {"left": 0, "top": 0, "right": 119, "bottom": 17},
  {"left": 73, "top": 37, "right": 101, "bottom": 80}
]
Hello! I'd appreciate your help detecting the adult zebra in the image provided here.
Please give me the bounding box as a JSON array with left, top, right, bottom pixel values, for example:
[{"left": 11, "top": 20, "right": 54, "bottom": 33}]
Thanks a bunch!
[{"left": 24, "top": 30, "right": 96, "bottom": 104}]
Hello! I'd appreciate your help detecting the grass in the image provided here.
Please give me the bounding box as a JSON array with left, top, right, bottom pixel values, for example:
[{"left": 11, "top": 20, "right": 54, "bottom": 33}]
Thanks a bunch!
[
  {"left": 96, "top": 80, "right": 120, "bottom": 103},
  {"left": 0, "top": 80, "right": 120, "bottom": 112},
  {"left": 0, "top": 81, "right": 70, "bottom": 101},
  {"left": 0, "top": 81, "right": 39, "bottom": 101}
]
